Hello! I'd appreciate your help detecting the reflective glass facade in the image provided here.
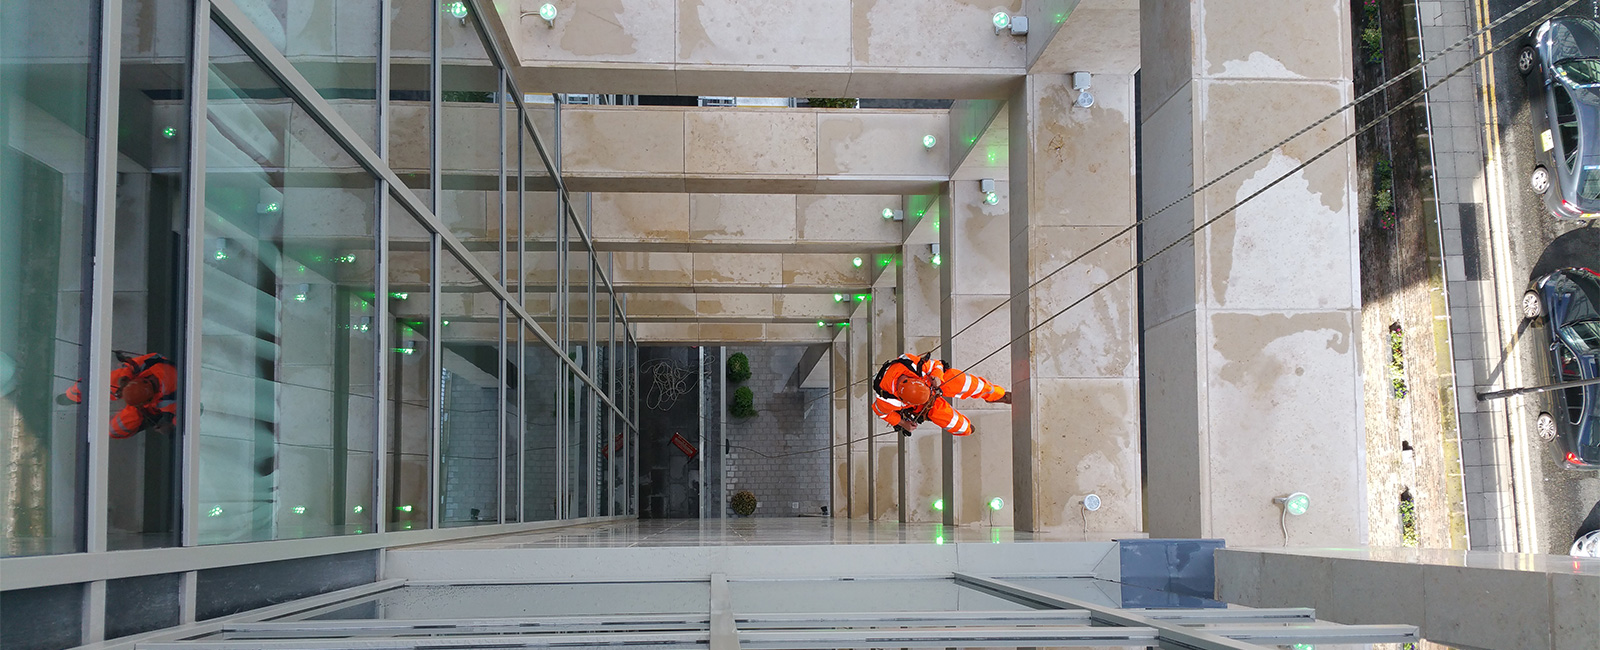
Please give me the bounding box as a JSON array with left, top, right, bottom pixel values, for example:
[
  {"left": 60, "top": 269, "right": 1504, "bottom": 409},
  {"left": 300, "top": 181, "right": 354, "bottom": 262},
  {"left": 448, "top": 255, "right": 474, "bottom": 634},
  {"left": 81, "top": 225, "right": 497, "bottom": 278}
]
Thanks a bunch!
[{"left": 0, "top": 0, "right": 636, "bottom": 643}]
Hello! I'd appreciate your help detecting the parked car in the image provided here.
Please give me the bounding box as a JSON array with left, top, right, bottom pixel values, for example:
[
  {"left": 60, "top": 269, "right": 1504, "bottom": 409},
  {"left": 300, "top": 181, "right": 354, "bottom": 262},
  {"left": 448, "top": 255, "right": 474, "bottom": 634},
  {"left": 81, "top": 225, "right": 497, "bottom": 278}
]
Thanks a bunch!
[
  {"left": 1574, "top": 500, "right": 1600, "bottom": 557},
  {"left": 1517, "top": 17, "right": 1600, "bottom": 220},
  {"left": 1522, "top": 267, "right": 1600, "bottom": 469}
]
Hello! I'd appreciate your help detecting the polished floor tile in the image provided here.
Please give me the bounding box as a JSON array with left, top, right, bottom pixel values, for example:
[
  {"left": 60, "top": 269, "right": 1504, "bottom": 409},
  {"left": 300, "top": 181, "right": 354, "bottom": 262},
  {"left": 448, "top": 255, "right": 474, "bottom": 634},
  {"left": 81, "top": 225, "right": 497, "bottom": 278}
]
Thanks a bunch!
[{"left": 419, "top": 518, "right": 1090, "bottom": 549}]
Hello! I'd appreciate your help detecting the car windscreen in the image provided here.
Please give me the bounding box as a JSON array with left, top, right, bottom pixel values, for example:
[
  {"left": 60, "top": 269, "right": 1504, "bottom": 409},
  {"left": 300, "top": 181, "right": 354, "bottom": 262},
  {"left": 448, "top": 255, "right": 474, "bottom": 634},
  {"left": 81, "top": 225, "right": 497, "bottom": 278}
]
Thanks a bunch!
[
  {"left": 1558, "top": 58, "right": 1600, "bottom": 105},
  {"left": 1581, "top": 169, "right": 1600, "bottom": 200},
  {"left": 1561, "top": 320, "right": 1600, "bottom": 354}
]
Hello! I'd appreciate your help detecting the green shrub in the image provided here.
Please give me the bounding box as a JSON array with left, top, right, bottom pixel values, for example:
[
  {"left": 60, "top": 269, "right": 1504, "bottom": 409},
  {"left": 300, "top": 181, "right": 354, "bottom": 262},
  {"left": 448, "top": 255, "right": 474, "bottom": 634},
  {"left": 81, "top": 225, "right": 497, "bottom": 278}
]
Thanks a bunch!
[
  {"left": 731, "top": 386, "right": 757, "bottom": 418},
  {"left": 731, "top": 490, "right": 758, "bottom": 516},
  {"left": 727, "top": 352, "right": 752, "bottom": 383},
  {"left": 806, "top": 98, "right": 858, "bottom": 109}
]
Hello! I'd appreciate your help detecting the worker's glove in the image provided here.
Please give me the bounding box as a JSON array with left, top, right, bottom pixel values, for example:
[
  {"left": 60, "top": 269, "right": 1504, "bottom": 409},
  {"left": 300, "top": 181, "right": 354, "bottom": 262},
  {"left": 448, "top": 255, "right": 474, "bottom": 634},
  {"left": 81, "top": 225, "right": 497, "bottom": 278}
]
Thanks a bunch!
[
  {"left": 997, "top": 392, "right": 1013, "bottom": 405},
  {"left": 895, "top": 424, "right": 913, "bottom": 437}
]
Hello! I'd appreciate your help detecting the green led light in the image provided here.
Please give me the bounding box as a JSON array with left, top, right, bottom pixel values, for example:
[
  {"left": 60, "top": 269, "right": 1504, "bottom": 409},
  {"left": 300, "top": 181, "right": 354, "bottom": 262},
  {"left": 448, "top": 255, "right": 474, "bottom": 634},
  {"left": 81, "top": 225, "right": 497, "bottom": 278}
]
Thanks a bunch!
[
  {"left": 817, "top": 320, "right": 825, "bottom": 327},
  {"left": 992, "top": 12, "right": 1010, "bottom": 29},
  {"left": 855, "top": 294, "right": 867, "bottom": 302},
  {"left": 294, "top": 293, "right": 307, "bottom": 303},
  {"left": 291, "top": 505, "right": 307, "bottom": 515},
  {"left": 992, "top": 528, "right": 1002, "bottom": 544},
  {"left": 353, "top": 505, "right": 364, "bottom": 513},
  {"left": 213, "top": 250, "right": 228, "bottom": 261},
  {"left": 931, "top": 254, "right": 942, "bottom": 266},
  {"left": 933, "top": 498, "right": 944, "bottom": 511},
  {"left": 207, "top": 506, "right": 223, "bottom": 517},
  {"left": 442, "top": 319, "right": 450, "bottom": 326},
  {"left": 881, "top": 257, "right": 890, "bottom": 266},
  {"left": 445, "top": 1, "right": 468, "bottom": 19},
  {"left": 393, "top": 347, "right": 416, "bottom": 355},
  {"left": 834, "top": 293, "right": 845, "bottom": 302},
  {"left": 398, "top": 504, "right": 414, "bottom": 512},
  {"left": 403, "top": 521, "right": 414, "bottom": 529},
  {"left": 1284, "top": 493, "right": 1310, "bottom": 516},
  {"left": 852, "top": 257, "right": 863, "bottom": 268},
  {"left": 162, "top": 126, "right": 177, "bottom": 139},
  {"left": 1291, "top": 645, "right": 1313, "bottom": 650},
  {"left": 391, "top": 292, "right": 409, "bottom": 300},
  {"left": 538, "top": 3, "right": 557, "bottom": 21},
  {"left": 984, "top": 191, "right": 999, "bottom": 205},
  {"left": 989, "top": 497, "right": 1005, "bottom": 511},
  {"left": 923, "top": 134, "right": 937, "bottom": 149},
  {"left": 882, "top": 207, "right": 895, "bottom": 219}
]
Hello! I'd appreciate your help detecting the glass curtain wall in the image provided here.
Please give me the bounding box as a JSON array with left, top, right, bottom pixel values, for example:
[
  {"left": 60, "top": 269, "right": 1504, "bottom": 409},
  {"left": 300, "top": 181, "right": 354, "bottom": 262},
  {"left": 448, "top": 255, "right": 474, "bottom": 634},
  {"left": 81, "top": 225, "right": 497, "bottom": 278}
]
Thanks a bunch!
[
  {"left": 0, "top": 0, "right": 98, "bottom": 558},
  {"left": 0, "top": 0, "right": 637, "bottom": 571},
  {"left": 198, "top": 18, "right": 379, "bottom": 543}
]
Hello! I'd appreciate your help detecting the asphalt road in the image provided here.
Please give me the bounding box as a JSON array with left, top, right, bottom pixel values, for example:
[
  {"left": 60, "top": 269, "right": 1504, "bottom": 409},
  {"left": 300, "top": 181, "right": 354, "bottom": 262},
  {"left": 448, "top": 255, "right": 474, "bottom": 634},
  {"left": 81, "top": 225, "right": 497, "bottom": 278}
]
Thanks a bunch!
[{"left": 1484, "top": 0, "right": 1600, "bottom": 554}]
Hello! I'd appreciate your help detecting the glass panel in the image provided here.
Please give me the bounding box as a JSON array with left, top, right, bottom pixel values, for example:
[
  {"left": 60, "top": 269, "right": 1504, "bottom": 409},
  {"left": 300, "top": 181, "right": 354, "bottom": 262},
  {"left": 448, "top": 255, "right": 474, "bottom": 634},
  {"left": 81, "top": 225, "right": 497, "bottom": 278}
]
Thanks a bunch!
[
  {"left": 0, "top": 583, "right": 84, "bottom": 649},
  {"left": 386, "top": 197, "right": 433, "bottom": 530},
  {"left": 198, "top": 21, "right": 378, "bottom": 543},
  {"left": 309, "top": 582, "right": 712, "bottom": 619},
  {"left": 596, "top": 264, "right": 611, "bottom": 515},
  {"left": 106, "top": 0, "right": 193, "bottom": 552},
  {"left": 0, "top": 0, "right": 96, "bottom": 558},
  {"left": 232, "top": 0, "right": 380, "bottom": 149},
  {"left": 522, "top": 187, "right": 558, "bottom": 339},
  {"left": 502, "top": 318, "right": 519, "bottom": 522},
  {"left": 567, "top": 369, "right": 588, "bottom": 517},
  {"left": 729, "top": 579, "right": 1032, "bottom": 613},
  {"left": 1009, "top": 577, "right": 1231, "bottom": 610},
  {"left": 523, "top": 329, "right": 560, "bottom": 521},
  {"left": 438, "top": 2, "right": 500, "bottom": 283},
  {"left": 438, "top": 249, "right": 500, "bottom": 526},
  {"left": 105, "top": 573, "right": 181, "bottom": 639},
  {"left": 389, "top": 0, "right": 431, "bottom": 202}
]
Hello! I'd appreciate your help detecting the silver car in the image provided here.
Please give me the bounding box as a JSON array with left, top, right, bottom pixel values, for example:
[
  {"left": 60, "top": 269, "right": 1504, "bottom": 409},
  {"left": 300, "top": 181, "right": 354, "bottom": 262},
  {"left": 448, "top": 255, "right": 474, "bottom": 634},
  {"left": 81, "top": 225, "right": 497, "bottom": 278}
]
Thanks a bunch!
[{"left": 1518, "top": 17, "right": 1600, "bottom": 220}]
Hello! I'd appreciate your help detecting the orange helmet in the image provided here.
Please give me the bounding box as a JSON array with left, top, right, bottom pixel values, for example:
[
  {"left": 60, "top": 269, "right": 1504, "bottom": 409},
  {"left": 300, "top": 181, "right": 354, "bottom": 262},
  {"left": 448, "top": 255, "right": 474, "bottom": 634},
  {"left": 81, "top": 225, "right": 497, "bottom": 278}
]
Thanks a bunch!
[{"left": 895, "top": 374, "right": 933, "bottom": 406}]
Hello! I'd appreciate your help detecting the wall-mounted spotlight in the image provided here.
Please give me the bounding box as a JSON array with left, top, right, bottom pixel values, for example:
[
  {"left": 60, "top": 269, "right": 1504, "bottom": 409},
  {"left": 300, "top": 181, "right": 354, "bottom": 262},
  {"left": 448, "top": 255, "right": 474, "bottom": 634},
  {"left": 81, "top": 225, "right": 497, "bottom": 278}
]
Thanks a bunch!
[
  {"left": 1274, "top": 492, "right": 1310, "bottom": 516},
  {"left": 882, "top": 208, "right": 904, "bottom": 221},
  {"left": 833, "top": 293, "right": 846, "bottom": 303},
  {"left": 293, "top": 283, "right": 310, "bottom": 303},
  {"left": 992, "top": 12, "right": 1027, "bottom": 35},
  {"left": 980, "top": 178, "right": 999, "bottom": 205},
  {"left": 1072, "top": 71, "right": 1095, "bottom": 109},
  {"left": 923, "top": 134, "right": 938, "bottom": 149},
  {"left": 538, "top": 3, "right": 557, "bottom": 26},
  {"left": 852, "top": 256, "right": 863, "bottom": 268},
  {"left": 929, "top": 243, "right": 942, "bottom": 267},
  {"left": 444, "top": 1, "right": 468, "bottom": 24}
]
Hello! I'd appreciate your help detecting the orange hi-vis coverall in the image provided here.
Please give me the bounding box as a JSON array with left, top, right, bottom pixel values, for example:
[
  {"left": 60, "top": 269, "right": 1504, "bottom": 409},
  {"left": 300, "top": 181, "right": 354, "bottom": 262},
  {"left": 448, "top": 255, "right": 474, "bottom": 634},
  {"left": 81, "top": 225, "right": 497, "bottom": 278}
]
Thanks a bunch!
[
  {"left": 65, "top": 352, "right": 179, "bottom": 439},
  {"left": 870, "top": 353, "right": 1006, "bottom": 436}
]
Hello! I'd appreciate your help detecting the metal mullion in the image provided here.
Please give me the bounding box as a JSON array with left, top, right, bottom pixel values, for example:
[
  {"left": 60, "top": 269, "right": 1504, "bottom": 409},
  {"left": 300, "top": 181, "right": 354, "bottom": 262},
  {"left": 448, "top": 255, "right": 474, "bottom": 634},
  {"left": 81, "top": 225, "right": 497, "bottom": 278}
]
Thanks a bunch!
[
  {"left": 495, "top": 69, "right": 508, "bottom": 525},
  {"left": 606, "top": 283, "right": 616, "bottom": 516},
  {"left": 517, "top": 327, "right": 526, "bottom": 522},
  {"left": 953, "top": 574, "right": 1288, "bottom": 650},
  {"left": 585, "top": 194, "right": 597, "bottom": 518},
  {"left": 82, "top": 0, "right": 123, "bottom": 641},
  {"left": 181, "top": 0, "right": 214, "bottom": 552},
  {"left": 372, "top": 0, "right": 392, "bottom": 536},
  {"left": 463, "top": 0, "right": 562, "bottom": 191},
  {"left": 429, "top": 227, "right": 441, "bottom": 530},
  {"left": 142, "top": 631, "right": 709, "bottom": 650},
  {"left": 497, "top": 302, "right": 507, "bottom": 524},
  {"left": 555, "top": 191, "right": 567, "bottom": 519}
]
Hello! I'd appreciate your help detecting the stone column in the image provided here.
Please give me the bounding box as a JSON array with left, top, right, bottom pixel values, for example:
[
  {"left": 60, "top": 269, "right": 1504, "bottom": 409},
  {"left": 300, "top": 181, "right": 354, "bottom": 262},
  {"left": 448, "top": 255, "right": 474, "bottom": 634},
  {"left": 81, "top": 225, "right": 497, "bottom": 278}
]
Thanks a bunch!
[
  {"left": 948, "top": 178, "right": 1014, "bottom": 528},
  {"left": 901, "top": 203, "right": 943, "bottom": 523},
  {"left": 1007, "top": 71, "right": 1142, "bottom": 535},
  {"left": 1139, "top": 0, "right": 1364, "bottom": 545}
]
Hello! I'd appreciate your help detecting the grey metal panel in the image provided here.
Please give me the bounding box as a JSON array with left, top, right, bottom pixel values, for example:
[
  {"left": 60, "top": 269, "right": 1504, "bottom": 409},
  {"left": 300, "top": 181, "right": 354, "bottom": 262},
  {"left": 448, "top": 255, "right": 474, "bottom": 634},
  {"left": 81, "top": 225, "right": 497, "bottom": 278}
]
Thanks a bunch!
[
  {"left": 373, "top": 0, "right": 393, "bottom": 536},
  {"left": 709, "top": 574, "right": 737, "bottom": 650},
  {"left": 181, "top": 0, "right": 214, "bottom": 552}
]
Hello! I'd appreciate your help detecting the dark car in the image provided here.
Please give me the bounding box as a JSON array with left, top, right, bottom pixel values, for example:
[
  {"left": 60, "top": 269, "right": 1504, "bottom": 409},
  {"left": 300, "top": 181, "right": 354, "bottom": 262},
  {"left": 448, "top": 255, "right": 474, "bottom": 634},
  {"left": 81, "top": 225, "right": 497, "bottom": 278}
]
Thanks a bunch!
[
  {"left": 1518, "top": 18, "right": 1600, "bottom": 220},
  {"left": 1522, "top": 267, "right": 1600, "bottom": 469}
]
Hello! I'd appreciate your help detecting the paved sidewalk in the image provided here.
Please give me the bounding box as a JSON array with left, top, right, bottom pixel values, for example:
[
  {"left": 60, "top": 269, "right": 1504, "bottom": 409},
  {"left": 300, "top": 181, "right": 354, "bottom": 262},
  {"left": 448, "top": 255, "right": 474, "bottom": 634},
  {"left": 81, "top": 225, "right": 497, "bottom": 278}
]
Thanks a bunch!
[{"left": 1416, "top": 0, "right": 1519, "bottom": 551}]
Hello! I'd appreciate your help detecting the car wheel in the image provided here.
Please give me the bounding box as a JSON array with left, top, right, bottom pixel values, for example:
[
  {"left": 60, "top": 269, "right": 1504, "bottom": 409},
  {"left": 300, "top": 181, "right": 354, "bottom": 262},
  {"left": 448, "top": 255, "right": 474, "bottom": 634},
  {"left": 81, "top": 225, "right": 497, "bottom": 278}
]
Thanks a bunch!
[
  {"left": 1532, "top": 166, "right": 1551, "bottom": 194},
  {"left": 1518, "top": 46, "right": 1538, "bottom": 75},
  {"left": 1536, "top": 412, "right": 1558, "bottom": 443},
  {"left": 1522, "top": 290, "right": 1545, "bottom": 319}
]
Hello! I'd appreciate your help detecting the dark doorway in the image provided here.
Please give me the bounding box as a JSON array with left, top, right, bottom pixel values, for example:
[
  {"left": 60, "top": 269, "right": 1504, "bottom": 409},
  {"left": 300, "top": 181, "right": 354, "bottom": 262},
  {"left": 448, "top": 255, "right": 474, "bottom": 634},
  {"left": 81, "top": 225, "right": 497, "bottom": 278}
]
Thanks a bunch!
[{"left": 637, "top": 347, "right": 706, "bottom": 518}]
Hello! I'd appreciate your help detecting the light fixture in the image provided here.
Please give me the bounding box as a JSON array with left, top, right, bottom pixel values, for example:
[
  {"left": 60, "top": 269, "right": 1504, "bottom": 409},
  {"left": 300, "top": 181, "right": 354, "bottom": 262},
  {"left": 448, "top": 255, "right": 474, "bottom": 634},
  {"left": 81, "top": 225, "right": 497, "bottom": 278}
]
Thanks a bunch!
[
  {"left": 922, "top": 134, "right": 937, "bottom": 149},
  {"left": 162, "top": 126, "right": 177, "bottom": 139},
  {"left": 294, "top": 283, "right": 310, "bottom": 303},
  {"left": 980, "top": 178, "right": 999, "bottom": 205},
  {"left": 984, "top": 192, "right": 1000, "bottom": 205},
  {"left": 398, "top": 504, "right": 414, "bottom": 512},
  {"left": 988, "top": 497, "right": 1005, "bottom": 511},
  {"left": 291, "top": 505, "right": 307, "bottom": 514},
  {"left": 932, "top": 498, "right": 944, "bottom": 511},
  {"left": 833, "top": 293, "right": 846, "bottom": 302},
  {"left": 353, "top": 505, "right": 364, "bottom": 513},
  {"left": 930, "top": 243, "right": 942, "bottom": 266},
  {"left": 207, "top": 506, "right": 223, "bottom": 517},
  {"left": 817, "top": 320, "right": 825, "bottom": 327},
  {"left": 1082, "top": 493, "right": 1102, "bottom": 512},
  {"left": 992, "top": 12, "right": 1027, "bottom": 35},
  {"left": 852, "top": 256, "right": 863, "bottom": 268},
  {"left": 882, "top": 207, "right": 904, "bottom": 221},
  {"left": 391, "top": 292, "right": 409, "bottom": 300},
  {"left": 212, "top": 237, "right": 229, "bottom": 261},
  {"left": 538, "top": 2, "right": 557, "bottom": 26},
  {"left": 1072, "top": 71, "right": 1095, "bottom": 109},
  {"left": 1274, "top": 492, "right": 1311, "bottom": 516},
  {"left": 257, "top": 200, "right": 280, "bottom": 214},
  {"left": 854, "top": 293, "right": 870, "bottom": 302}
]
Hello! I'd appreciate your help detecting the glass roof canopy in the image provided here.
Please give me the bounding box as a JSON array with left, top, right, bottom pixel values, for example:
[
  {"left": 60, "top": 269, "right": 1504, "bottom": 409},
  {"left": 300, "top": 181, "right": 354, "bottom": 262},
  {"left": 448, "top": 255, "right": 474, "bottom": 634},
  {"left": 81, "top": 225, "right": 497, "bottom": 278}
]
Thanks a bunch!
[{"left": 129, "top": 574, "right": 1415, "bottom": 650}]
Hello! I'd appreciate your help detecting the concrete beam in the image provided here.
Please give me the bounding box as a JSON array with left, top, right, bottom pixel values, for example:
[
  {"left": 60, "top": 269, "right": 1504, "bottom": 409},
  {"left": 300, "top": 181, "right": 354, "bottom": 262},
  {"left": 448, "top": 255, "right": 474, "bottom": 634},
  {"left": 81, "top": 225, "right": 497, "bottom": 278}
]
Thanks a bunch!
[
  {"left": 488, "top": 0, "right": 1027, "bottom": 99},
  {"left": 585, "top": 193, "right": 906, "bottom": 251},
  {"left": 558, "top": 106, "right": 950, "bottom": 194},
  {"left": 634, "top": 322, "right": 840, "bottom": 345}
]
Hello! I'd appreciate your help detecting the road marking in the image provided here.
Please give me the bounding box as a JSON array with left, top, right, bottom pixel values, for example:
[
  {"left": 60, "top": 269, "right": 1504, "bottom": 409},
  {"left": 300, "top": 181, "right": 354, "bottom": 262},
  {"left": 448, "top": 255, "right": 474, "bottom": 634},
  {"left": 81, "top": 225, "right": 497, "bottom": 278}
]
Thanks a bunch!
[{"left": 1471, "top": 0, "right": 1540, "bottom": 553}]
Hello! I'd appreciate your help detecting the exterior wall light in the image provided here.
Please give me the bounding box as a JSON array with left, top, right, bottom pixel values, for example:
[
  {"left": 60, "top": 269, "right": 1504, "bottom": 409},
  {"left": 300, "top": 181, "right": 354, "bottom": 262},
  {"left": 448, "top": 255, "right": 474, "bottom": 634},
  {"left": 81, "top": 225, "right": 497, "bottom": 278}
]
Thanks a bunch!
[
  {"left": 1082, "top": 493, "right": 1102, "bottom": 511},
  {"left": 930, "top": 243, "right": 941, "bottom": 266},
  {"left": 852, "top": 256, "right": 863, "bottom": 268},
  {"left": 988, "top": 497, "right": 1004, "bottom": 511},
  {"left": 162, "top": 126, "right": 177, "bottom": 139},
  {"left": 993, "top": 12, "right": 1027, "bottom": 35},
  {"left": 923, "top": 134, "right": 937, "bottom": 149},
  {"left": 834, "top": 293, "right": 846, "bottom": 302},
  {"left": 445, "top": 1, "right": 468, "bottom": 19},
  {"left": 882, "top": 207, "right": 904, "bottom": 221},
  {"left": 817, "top": 320, "right": 825, "bottom": 327},
  {"left": 980, "top": 178, "right": 999, "bottom": 205},
  {"left": 1274, "top": 492, "right": 1311, "bottom": 516},
  {"left": 1072, "top": 71, "right": 1095, "bottom": 109},
  {"left": 538, "top": 3, "right": 557, "bottom": 26},
  {"left": 932, "top": 498, "right": 944, "bottom": 511}
]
